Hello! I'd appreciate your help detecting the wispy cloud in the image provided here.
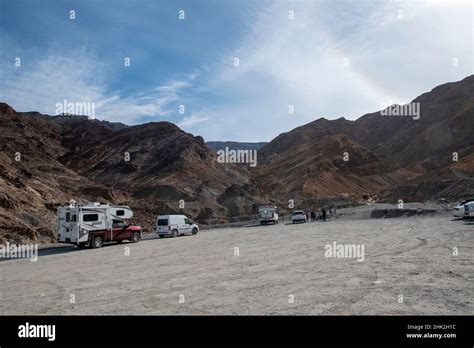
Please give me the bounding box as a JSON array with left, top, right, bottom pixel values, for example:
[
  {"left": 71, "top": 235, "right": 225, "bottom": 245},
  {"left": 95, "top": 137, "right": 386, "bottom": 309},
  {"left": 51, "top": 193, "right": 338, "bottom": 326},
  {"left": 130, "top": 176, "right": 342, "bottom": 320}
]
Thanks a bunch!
[
  {"left": 180, "top": 0, "right": 473, "bottom": 141},
  {"left": 178, "top": 112, "right": 210, "bottom": 128},
  {"left": 0, "top": 51, "right": 194, "bottom": 124},
  {"left": 1, "top": 0, "right": 472, "bottom": 141}
]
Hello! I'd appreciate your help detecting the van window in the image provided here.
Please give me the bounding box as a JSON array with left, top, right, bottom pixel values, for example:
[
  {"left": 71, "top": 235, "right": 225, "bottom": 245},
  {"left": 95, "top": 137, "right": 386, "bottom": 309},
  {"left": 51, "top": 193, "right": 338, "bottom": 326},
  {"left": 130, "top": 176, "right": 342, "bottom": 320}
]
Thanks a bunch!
[
  {"left": 157, "top": 219, "right": 168, "bottom": 226},
  {"left": 83, "top": 214, "right": 99, "bottom": 222},
  {"left": 116, "top": 210, "right": 125, "bottom": 216},
  {"left": 184, "top": 218, "right": 192, "bottom": 225},
  {"left": 66, "top": 212, "right": 70, "bottom": 222}
]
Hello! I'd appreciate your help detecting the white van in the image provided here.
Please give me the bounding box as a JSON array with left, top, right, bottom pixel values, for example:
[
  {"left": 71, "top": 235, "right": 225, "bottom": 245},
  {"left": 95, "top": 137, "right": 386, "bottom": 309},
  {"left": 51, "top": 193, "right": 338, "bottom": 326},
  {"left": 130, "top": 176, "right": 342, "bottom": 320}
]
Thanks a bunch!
[{"left": 155, "top": 215, "right": 199, "bottom": 238}]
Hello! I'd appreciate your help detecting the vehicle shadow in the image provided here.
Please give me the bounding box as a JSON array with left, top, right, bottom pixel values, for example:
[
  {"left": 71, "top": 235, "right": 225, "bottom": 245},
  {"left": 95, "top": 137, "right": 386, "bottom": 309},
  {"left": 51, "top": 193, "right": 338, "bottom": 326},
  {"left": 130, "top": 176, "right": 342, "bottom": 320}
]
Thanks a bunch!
[
  {"left": 0, "top": 240, "right": 141, "bottom": 262},
  {"left": 40, "top": 246, "right": 79, "bottom": 256},
  {"left": 38, "top": 241, "right": 136, "bottom": 257},
  {"left": 0, "top": 245, "right": 80, "bottom": 262}
]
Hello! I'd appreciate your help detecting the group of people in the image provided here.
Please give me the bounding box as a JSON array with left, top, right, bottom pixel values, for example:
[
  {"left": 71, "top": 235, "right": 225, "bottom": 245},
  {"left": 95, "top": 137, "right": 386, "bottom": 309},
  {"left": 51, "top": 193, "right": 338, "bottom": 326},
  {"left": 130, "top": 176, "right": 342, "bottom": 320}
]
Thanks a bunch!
[{"left": 306, "top": 207, "right": 336, "bottom": 222}]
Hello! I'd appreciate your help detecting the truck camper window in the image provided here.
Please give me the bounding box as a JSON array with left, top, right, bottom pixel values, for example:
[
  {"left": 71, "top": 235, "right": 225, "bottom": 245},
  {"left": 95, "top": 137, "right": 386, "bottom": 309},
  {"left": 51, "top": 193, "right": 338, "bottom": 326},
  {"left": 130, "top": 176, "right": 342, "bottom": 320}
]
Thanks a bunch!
[
  {"left": 83, "top": 214, "right": 99, "bottom": 222},
  {"left": 66, "top": 212, "right": 70, "bottom": 222},
  {"left": 116, "top": 210, "right": 125, "bottom": 216}
]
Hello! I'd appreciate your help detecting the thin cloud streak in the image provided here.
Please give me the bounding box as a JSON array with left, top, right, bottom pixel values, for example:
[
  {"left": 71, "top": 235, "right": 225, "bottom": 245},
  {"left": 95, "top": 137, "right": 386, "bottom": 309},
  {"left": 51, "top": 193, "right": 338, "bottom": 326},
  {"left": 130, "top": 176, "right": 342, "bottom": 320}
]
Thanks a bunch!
[
  {"left": 0, "top": 51, "right": 194, "bottom": 124},
  {"left": 181, "top": 0, "right": 472, "bottom": 141}
]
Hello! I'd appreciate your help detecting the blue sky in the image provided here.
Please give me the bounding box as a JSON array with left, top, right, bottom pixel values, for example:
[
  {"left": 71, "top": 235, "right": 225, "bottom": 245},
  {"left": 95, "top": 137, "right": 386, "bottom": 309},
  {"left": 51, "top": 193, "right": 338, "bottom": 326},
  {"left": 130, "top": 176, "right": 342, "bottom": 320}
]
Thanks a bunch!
[{"left": 0, "top": 0, "right": 473, "bottom": 141}]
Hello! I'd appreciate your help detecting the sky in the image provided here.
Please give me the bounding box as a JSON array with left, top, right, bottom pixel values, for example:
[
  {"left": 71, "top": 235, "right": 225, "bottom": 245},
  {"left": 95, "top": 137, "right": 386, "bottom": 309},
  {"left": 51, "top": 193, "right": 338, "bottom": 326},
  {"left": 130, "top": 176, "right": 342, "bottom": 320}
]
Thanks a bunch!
[{"left": 0, "top": 0, "right": 473, "bottom": 142}]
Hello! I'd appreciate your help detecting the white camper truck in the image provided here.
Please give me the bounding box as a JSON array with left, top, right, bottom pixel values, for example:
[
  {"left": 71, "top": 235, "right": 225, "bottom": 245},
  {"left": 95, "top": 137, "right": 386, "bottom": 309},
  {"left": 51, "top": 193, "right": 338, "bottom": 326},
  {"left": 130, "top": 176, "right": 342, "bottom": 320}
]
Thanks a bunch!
[
  {"left": 155, "top": 215, "right": 199, "bottom": 238},
  {"left": 259, "top": 206, "right": 279, "bottom": 224},
  {"left": 57, "top": 202, "right": 142, "bottom": 248}
]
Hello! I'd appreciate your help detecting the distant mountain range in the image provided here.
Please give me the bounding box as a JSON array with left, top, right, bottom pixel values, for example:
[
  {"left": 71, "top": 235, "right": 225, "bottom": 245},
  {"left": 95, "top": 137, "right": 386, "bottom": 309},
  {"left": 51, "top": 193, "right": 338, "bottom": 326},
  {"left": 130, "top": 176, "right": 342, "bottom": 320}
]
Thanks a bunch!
[
  {"left": 256, "top": 75, "right": 474, "bottom": 205},
  {"left": 1, "top": 75, "right": 473, "bottom": 243}
]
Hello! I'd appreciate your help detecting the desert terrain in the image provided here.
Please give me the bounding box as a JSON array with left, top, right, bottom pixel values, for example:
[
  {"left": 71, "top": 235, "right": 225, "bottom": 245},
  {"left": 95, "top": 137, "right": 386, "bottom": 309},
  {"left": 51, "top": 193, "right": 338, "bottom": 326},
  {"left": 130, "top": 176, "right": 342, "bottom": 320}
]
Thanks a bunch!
[
  {"left": 1, "top": 75, "right": 473, "bottom": 245},
  {"left": 1, "top": 205, "right": 472, "bottom": 315}
]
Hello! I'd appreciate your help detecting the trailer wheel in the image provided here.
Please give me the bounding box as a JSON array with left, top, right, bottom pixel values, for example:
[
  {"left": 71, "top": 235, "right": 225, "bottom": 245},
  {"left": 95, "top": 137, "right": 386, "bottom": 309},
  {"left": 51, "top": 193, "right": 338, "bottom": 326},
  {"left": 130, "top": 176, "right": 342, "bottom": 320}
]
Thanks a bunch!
[
  {"left": 172, "top": 229, "right": 178, "bottom": 238},
  {"left": 192, "top": 227, "right": 198, "bottom": 235},
  {"left": 131, "top": 232, "right": 140, "bottom": 243},
  {"left": 92, "top": 236, "right": 104, "bottom": 248}
]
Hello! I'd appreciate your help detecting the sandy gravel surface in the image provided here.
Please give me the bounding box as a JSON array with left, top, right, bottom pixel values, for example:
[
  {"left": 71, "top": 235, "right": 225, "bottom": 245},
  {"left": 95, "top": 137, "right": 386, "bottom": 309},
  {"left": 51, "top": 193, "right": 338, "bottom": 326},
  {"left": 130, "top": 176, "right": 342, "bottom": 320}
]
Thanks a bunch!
[{"left": 0, "top": 212, "right": 472, "bottom": 315}]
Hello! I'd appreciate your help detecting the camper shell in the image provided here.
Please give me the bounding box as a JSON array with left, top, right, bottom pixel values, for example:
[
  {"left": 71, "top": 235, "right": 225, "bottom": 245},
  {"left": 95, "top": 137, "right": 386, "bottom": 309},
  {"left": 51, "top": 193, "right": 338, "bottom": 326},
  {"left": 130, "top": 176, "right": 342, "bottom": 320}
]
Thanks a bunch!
[
  {"left": 57, "top": 202, "right": 141, "bottom": 248},
  {"left": 258, "top": 206, "right": 279, "bottom": 224},
  {"left": 155, "top": 215, "right": 199, "bottom": 238}
]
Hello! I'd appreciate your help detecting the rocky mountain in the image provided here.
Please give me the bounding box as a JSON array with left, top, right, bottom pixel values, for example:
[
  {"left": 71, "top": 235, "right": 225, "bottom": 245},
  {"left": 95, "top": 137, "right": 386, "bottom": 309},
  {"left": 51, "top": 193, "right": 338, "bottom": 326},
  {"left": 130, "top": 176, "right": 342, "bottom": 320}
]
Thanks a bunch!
[
  {"left": 0, "top": 104, "right": 267, "bottom": 243},
  {"left": 255, "top": 75, "right": 474, "bottom": 205},
  {"left": 1, "top": 75, "right": 473, "bottom": 244},
  {"left": 0, "top": 104, "right": 125, "bottom": 244},
  {"left": 56, "top": 118, "right": 261, "bottom": 228}
]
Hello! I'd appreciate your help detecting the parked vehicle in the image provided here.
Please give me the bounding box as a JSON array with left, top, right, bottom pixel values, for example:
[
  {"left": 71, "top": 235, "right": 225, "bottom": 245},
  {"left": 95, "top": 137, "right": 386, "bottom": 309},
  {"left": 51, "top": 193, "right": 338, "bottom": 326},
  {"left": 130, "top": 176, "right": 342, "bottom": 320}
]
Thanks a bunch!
[
  {"left": 291, "top": 210, "right": 307, "bottom": 223},
  {"left": 155, "top": 215, "right": 199, "bottom": 238},
  {"left": 259, "top": 206, "right": 279, "bottom": 224},
  {"left": 463, "top": 202, "right": 474, "bottom": 218},
  {"left": 57, "top": 202, "right": 142, "bottom": 248},
  {"left": 453, "top": 199, "right": 474, "bottom": 218}
]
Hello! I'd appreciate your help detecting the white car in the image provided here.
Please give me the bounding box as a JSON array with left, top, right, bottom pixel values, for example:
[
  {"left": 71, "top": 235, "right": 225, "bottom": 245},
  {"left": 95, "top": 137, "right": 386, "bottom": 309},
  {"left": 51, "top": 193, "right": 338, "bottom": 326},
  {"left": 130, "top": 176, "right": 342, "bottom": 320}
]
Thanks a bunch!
[
  {"left": 291, "top": 210, "right": 307, "bottom": 223},
  {"left": 156, "top": 215, "right": 199, "bottom": 238},
  {"left": 463, "top": 202, "right": 474, "bottom": 218},
  {"left": 453, "top": 200, "right": 474, "bottom": 218}
]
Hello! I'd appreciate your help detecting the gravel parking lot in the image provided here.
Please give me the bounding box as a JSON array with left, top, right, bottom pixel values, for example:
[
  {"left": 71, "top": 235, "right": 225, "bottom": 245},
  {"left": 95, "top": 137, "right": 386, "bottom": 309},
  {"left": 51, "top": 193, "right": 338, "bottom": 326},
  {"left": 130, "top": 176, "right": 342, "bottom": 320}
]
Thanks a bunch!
[{"left": 1, "top": 211, "right": 473, "bottom": 315}]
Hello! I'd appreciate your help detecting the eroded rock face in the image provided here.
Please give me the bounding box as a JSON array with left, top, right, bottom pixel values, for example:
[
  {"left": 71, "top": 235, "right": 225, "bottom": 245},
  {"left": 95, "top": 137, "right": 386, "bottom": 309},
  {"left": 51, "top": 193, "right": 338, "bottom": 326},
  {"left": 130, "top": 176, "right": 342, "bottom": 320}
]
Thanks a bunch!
[
  {"left": 0, "top": 104, "right": 253, "bottom": 242},
  {"left": 254, "top": 76, "right": 474, "bottom": 204},
  {"left": 1, "top": 76, "right": 473, "bottom": 243}
]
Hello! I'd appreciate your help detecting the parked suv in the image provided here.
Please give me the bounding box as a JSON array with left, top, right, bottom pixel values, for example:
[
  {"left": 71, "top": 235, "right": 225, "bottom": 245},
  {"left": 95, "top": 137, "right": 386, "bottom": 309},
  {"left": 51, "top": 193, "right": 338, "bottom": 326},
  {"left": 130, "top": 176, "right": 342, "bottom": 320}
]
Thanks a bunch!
[
  {"left": 155, "top": 215, "right": 199, "bottom": 238},
  {"left": 291, "top": 210, "right": 307, "bottom": 224}
]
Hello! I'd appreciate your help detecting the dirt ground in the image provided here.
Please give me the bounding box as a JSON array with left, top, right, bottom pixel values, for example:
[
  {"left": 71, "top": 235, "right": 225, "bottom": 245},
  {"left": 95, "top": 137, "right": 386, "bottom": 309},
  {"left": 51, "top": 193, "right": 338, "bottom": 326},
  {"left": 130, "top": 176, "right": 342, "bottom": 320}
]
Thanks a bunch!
[{"left": 0, "top": 207, "right": 473, "bottom": 315}]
